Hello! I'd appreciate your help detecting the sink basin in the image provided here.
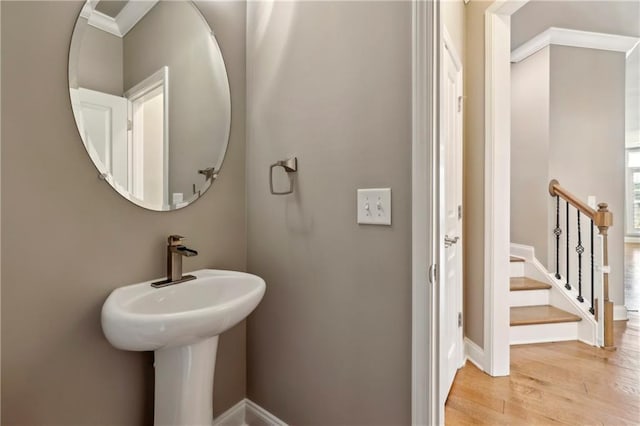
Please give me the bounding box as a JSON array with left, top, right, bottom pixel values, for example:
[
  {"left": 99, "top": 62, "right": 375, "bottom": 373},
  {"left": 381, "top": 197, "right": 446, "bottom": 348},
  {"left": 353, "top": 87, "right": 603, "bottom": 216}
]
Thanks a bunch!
[
  {"left": 101, "top": 269, "right": 265, "bottom": 426},
  {"left": 102, "top": 269, "right": 265, "bottom": 351}
]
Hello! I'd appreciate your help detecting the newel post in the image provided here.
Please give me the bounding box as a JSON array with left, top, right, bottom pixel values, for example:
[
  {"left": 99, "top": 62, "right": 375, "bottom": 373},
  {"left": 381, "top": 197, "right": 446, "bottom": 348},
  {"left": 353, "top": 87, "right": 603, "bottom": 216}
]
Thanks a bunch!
[{"left": 595, "top": 203, "right": 615, "bottom": 350}]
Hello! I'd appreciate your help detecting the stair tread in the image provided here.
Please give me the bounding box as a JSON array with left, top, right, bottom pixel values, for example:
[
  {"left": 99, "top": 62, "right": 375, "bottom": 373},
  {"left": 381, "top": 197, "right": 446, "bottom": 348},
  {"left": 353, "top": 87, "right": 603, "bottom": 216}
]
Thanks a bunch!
[
  {"left": 510, "top": 277, "right": 552, "bottom": 291},
  {"left": 511, "top": 305, "right": 582, "bottom": 326},
  {"left": 510, "top": 256, "right": 525, "bottom": 263}
]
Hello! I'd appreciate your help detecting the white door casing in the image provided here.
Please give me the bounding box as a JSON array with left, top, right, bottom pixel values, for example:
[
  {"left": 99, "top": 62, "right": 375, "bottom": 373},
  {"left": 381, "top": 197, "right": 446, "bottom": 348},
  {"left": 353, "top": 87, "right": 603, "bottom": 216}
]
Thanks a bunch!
[
  {"left": 411, "top": 0, "right": 438, "bottom": 424},
  {"left": 439, "top": 26, "right": 464, "bottom": 409},
  {"left": 484, "top": 0, "right": 529, "bottom": 378}
]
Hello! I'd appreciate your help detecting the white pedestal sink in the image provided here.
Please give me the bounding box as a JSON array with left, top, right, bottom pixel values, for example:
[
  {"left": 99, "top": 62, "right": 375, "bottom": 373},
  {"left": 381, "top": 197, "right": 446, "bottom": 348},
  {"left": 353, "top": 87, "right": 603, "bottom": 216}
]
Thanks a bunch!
[{"left": 101, "top": 269, "right": 266, "bottom": 426}]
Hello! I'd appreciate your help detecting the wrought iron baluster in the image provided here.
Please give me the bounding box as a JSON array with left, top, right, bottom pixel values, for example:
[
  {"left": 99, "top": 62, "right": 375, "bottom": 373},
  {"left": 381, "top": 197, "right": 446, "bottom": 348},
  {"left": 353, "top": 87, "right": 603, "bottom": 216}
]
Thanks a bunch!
[
  {"left": 590, "top": 220, "right": 595, "bottom": 314},
  {"left": 554, "top": 195, "right": 562, "bottom": 279},
  {"left": 565, "top": 201, "right": 571, "bottom": 290},
  {"left": 576, "top": 211, "right": 584, "bottom": 302}
]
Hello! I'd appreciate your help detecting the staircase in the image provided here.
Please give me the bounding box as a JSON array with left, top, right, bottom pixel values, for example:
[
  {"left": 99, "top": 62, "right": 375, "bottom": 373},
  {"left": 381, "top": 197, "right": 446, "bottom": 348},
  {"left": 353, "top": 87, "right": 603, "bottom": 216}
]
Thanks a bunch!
[
  {"left": 509, "top": 254, "right": 585, "bottom": 345},
  {"left": 507, "top": 180, "right": 615, "bottom": 348}
]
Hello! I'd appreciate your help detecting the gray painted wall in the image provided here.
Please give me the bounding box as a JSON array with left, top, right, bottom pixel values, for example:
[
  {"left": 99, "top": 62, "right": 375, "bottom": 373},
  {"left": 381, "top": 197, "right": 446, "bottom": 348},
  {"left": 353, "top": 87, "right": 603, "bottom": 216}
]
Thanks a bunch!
[
  {"left": 1, "top": 1, "right": 247, "bottom": 423},
  {"left": 510, "top": 45, "right": 626, "bottom": 309},
  {"left": 76, "top": 18, "right": 124, "bottom": 96},
  {"left": 245, "top": 1, "right": 412, "bottom": 424},
  {"left": 511, "top": 47, "right": 551, "bottom": 267},
  {"left": 548, "top": 46, "right": 626, "bottom": 306},
  {"left": 463, "top": 0, "right": 490, "bottom": 348},
  {"left": 123, "top": 1, "right": 231, "bottom": 201}
]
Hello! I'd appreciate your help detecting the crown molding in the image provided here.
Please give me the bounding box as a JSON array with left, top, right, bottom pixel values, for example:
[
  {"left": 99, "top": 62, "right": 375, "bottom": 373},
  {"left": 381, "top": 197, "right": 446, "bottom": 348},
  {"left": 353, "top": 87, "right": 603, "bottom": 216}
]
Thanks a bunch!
[
  {"left": 79, "top": 0, "right": 158, "bottom": 38},
  {"left": 511, "top": 27, "right": 640, "bottom": 63}
]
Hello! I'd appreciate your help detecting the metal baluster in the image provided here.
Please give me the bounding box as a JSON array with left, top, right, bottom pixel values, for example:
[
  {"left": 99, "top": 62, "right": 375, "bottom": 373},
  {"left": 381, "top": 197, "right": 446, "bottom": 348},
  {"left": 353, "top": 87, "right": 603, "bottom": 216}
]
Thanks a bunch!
[
  {"left": 576, "top": 211, "right": 584, "bottom": 302},
  {"left": 590, "top": 220, "right": 595, "bottom": 314},
  {"left": 565, "top": 201, "right": 571, "bottom": 290},
  {"left": 554, "top": 195, "right": 562, "bottom": 279}
]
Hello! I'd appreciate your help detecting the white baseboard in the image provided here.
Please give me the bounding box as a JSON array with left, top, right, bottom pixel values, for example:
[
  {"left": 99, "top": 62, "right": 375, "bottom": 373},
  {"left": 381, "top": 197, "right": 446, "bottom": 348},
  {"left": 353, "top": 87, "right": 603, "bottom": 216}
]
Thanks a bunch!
[
  {"left": 464, "top": 337, "right": 485, "bottom": 371},
  {"left": 213, "top": 399, "right": 246, "bottom": 426},
  {"left": 624, "top": 236, "right": 640, "bottom": 243},
  {"left": 213, "top": 399, "right": 287, "bottom": 426},
  {"left": 614, "top": 305, "right": 628, "bottom": 321}
]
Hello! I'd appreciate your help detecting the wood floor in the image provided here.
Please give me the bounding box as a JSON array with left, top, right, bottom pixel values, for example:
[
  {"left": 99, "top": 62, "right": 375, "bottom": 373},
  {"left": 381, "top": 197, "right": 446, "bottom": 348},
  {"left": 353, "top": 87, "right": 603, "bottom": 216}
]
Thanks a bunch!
[{"left": 445, "top": 314, "right": 640, "bottom": 425}]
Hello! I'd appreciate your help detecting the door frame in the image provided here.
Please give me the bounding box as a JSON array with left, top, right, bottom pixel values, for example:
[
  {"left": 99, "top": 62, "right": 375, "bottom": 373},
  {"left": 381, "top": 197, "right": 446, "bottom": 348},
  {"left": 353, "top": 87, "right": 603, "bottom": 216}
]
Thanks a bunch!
[
  {"left": 124, "top": 66, "right": 170, "bottom": 205},
  {"left": 411, "top": 0, "right": 438, "bottom": 424},
  {"left": 438, "top": 24, "right": 464, "bottom": 406},
  {"left": 484, "top": 0, "right": 529, "bottom": 377}
]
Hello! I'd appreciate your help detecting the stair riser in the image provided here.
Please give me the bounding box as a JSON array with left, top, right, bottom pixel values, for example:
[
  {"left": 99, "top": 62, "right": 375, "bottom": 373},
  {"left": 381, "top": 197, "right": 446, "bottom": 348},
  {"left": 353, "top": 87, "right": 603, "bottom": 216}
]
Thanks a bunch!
[
  {"left": 510, "top": 262, "right": 524, "bottom": 278},
  {"left": 510, "top": 289, "right": 550, "bottom": 307},
  {"left": 510, "top": 322, "right": 579, "bottom": 345}
]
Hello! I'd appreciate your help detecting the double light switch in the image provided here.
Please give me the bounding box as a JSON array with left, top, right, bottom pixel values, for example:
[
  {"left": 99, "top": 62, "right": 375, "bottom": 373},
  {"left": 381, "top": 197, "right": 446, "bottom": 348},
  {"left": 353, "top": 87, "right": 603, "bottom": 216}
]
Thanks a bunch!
[{"left": 357, "top": 188, "right": 391, "bottom": 225}]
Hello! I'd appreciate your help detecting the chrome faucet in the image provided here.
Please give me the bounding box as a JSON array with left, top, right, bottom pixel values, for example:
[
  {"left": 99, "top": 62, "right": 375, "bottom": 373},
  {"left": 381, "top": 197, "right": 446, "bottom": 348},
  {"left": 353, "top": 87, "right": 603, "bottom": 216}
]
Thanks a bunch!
[{"left": 151, "top": 235, "right": 198, "bottom": 288}]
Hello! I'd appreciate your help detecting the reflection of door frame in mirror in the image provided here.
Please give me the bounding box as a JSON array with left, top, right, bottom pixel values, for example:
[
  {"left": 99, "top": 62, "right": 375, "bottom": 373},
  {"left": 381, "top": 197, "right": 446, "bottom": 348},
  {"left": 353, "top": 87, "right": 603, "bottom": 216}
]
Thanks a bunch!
[{"left": 124, "top": 66, "right": 169, "bottom": 206}]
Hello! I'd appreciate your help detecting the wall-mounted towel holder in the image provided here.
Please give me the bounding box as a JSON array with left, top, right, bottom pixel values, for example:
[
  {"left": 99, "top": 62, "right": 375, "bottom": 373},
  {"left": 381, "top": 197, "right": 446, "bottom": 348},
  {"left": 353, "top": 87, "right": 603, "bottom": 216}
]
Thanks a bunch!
[{"left": 269, "top": 157, "right": 298, "bottom": 195}]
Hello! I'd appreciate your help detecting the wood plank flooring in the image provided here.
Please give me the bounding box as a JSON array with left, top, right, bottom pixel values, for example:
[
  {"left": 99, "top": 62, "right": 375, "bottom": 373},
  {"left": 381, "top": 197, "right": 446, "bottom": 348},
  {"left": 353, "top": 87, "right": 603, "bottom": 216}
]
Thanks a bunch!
[{"left": 445, "top": 314, "right": 640, "bottom": 425}]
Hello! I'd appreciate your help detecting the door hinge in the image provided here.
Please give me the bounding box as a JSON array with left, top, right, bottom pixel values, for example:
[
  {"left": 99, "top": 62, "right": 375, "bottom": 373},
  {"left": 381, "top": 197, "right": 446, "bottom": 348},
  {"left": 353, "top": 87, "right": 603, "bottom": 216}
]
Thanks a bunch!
[
  {"left": 127, "top": 119, "right": 133, "bottom": 131},
  {"left": 458, "top": 312, "right": 462, "bottom": 327},
  {"left": 457, "top": 96, "right": 463, "bottom": 113},
  {"left": 428, "top": 264, "right": 438, "bottom": 285},
  {"left": 458, "top": 205, "right": 462, "bottom": 220}
]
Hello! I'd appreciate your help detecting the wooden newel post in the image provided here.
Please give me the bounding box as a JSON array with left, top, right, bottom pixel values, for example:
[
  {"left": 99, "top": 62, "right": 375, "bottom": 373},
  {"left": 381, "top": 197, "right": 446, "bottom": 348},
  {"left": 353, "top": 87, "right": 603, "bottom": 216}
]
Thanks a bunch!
[{"left": 595, "top": 203, "right": 615, "bottom": 350}]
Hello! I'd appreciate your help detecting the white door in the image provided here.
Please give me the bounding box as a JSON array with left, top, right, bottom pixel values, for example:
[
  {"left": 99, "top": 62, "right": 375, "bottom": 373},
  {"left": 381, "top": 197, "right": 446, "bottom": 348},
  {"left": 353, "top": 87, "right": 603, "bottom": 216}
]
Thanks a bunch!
[
  {"left": 70, "top": 88, "right": 129, "bottom": 191},
  {"left": 439, "top": 29, "right": 464, "bottom": 409}
]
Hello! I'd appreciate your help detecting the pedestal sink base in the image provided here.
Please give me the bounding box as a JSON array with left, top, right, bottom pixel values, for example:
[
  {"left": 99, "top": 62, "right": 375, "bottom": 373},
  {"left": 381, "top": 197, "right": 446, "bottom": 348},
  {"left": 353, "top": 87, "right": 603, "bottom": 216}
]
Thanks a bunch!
[{"left": 154, "top": 337, "right": 219, "bottom": 426}]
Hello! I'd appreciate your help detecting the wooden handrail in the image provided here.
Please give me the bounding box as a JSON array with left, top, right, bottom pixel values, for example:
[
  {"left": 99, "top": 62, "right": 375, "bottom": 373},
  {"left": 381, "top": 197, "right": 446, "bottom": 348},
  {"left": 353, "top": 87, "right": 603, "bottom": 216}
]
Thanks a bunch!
[
  {"left": 548, "top": 179, "right": 613, "bottom": 229},
  {"left": 548, "top": 179, "right": 615, "bottom": 350}
]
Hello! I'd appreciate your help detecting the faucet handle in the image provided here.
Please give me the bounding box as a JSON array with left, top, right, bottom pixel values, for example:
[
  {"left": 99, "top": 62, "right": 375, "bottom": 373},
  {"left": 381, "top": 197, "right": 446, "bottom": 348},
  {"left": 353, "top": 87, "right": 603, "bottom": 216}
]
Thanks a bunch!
[{"left": 168, "top": 235, "right": 185, "bottom": 246}]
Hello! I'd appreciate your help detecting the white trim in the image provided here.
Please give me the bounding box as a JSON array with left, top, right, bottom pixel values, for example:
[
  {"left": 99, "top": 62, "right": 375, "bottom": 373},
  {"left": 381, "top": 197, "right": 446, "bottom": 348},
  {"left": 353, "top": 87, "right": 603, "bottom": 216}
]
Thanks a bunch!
[
  {"left": 511, "top": 27, "right": 640, "bottom": 63},
  {"left": 484, "top": 1, "right": 529, "bottom": 378},
  {"left": 625, "top": 236, "right": 640, "bottom": 243},
  {"left": 614, "top": 305, "right": 629, "bottom": 321},
  {"left": 464, "top": 337, "right": 485, "bottom": 372},
  {"left": 412, "top": 1, "right": 438, "bottom": 425},
  {"left": 510, "top": 289, "right": 549, "bottom": 307},
  {"left": 212, "top": 399, "right": 287, "bottom": 426},
  {"left": 80, "top": 0, "right": 158, "bottom": 38},
  {"left": 124, "top": 67, "right": 170, "bottom": 206},
  {"left": 510, "top": 322, "right": 579, "bottom": 345},
  {"left": 212, "top": 399, "right": 246, "bottom": 426}
]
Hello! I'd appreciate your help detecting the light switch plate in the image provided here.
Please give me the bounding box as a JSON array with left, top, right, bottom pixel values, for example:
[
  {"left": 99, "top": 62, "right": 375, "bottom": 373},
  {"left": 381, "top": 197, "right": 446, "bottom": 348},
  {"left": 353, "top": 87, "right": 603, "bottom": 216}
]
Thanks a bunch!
[{"left": 357, "top": 188, "right": 391, "bottom": 225}]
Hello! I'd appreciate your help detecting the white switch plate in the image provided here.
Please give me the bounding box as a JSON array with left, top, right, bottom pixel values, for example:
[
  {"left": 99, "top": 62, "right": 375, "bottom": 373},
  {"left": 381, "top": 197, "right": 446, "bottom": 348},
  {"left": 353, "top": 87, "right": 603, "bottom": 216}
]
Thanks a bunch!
[
  {"left": 357, "top": 188, "right": 391, "bottom": 225},
  {"left": 587, "top": 195, "right": 597, "bottom": 209}
]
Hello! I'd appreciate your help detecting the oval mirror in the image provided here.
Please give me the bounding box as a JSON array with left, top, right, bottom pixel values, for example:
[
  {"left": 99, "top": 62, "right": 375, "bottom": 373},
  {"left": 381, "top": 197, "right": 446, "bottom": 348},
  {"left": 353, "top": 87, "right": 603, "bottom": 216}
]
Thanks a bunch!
[{"left": 69, "top": 0, "right": 231, "bottom": 211}]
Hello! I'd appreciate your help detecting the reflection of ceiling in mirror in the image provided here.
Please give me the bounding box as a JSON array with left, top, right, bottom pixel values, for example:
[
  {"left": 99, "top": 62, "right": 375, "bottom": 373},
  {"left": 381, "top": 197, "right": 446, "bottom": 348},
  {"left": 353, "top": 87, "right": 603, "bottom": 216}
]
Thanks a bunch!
[
  {"left": 95, "top": 0, "right": 128, "bottom": 19},
  {"left": 81, "top": 0, "right": 158, "bottom": 38}
]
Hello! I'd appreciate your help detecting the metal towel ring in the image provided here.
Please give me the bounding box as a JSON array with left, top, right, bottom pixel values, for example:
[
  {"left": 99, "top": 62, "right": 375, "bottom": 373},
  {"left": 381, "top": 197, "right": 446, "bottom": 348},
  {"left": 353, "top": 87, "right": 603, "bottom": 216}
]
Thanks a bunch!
[{"left": 269, "top": 157, "right": 298, "bottom": 195}]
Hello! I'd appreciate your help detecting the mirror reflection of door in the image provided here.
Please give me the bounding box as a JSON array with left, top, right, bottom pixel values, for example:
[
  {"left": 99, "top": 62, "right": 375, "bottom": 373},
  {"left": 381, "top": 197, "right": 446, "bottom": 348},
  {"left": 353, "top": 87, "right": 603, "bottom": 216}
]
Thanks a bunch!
[
  {"left": 70, "top": 88, "right": 129, "bottom": 190},
  {"left": 125, "top": 67, "right": 169, "bottom": 206},
  {"left": 70, "top": 68, "right": 168, "bottom": 207}
]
